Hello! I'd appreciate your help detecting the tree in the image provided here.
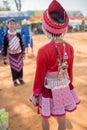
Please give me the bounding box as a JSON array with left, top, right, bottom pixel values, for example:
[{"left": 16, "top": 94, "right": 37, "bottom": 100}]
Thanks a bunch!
[
  {"left": 0, "top": 7, "right": 8, "bottom": 11},
  {"left": 3, "top": 0, "right": 10, "bottom": 10},
  {"left": 14, "top": 0, "right": 21, "bottom": 11}
]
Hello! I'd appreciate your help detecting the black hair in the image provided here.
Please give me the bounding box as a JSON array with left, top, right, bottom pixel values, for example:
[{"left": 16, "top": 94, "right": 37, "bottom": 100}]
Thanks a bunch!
[
  {"left": 50, "top": 11, "right": 66, "bottom": 23},
  {"left": 8, "top": 18, "right": 16, "bottom": 24}
]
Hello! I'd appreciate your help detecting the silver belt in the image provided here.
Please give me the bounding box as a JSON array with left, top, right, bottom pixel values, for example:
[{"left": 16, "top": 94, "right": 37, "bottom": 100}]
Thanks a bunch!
[
  {"left": 9, "top": 50, "right": 21, "bottom": 54},
  {"left": 45, "top": 83, "right": 69, "bottom": 89}
]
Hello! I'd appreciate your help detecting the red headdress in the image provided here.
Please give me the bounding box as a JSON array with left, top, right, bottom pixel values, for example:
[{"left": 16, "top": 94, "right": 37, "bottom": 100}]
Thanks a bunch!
[{"left": 42, "top": 0, "right": 69, "bottom": 34}]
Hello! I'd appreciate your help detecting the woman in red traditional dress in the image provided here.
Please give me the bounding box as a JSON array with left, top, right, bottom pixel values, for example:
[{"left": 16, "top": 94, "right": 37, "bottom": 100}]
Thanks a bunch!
[{"left": 30, "top": 0, "right": 80, "bottom": 130}]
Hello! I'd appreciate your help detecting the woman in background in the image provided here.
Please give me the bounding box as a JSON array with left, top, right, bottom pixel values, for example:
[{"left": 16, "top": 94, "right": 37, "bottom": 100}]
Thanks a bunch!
[{"left": 2, "top": 18, "right": 25, "bottom": 86}]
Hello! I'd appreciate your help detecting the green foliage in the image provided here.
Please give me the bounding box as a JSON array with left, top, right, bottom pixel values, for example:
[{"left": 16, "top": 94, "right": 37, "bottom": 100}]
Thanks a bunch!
[
  {"left": 85, "top": 17, "right": 87, "bottom": 20},
  {"left": 2, "top": 0, "right": 10, "bottom": 11},
  {"left": 0, "top": 7, "right": 10, "bottom": 11}
]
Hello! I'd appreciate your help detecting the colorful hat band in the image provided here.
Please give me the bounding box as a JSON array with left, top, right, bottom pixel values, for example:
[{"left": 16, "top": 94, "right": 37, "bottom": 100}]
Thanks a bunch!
[
  {"left": 43, "top": 19, "right": 67, "bottom": 34},
  {"left": 42, "top": 0, "right": 69, "bottom": 34}
]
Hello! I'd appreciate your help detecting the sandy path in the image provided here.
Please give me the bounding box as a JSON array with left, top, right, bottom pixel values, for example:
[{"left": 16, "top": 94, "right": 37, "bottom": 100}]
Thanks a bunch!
[{"left": 0, "top": 32, "right": 87, "bottom": 130}]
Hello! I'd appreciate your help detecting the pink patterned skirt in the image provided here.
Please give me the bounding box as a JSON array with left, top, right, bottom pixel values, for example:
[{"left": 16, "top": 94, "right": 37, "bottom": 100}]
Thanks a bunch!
[
  {"left": 38, "top": 86, "right": 80, "bottom": 118},
  {"left": 30, "top": 72, "right": 80, "bottom": 118}
]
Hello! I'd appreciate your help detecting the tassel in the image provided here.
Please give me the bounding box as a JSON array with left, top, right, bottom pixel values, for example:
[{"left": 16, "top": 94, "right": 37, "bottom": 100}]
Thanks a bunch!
[{"left": 37, "top": 106, "right": 40, "bottom": 114}]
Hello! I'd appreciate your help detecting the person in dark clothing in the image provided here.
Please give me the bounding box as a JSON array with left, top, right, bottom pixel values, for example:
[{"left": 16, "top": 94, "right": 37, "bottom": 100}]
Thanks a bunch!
[{"left": 2, "top": 18, "right": 25, "bottom": 86}]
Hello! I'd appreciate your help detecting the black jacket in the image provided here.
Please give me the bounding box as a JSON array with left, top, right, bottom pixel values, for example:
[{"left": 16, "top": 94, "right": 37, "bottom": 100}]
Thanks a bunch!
[{"left": 2, "top": 33, "right": 25, "bottom": 59}]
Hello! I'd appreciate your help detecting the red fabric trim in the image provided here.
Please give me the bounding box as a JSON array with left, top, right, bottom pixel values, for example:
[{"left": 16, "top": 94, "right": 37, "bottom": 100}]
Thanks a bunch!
[
  {"left": 51, "top": 113, "right": 66, "bottom": 117},
  {"left": 38, "top": 107, "right": 40, "bottom": 114},
  {"left": 40, "top": 107, "right": 78, "bottom": 118},
  {"left": 76, "top": 101, "right": 80, "bottom": 105},
  {"left": 65, "top": 107, "right": 77, "bottom": 112},
  {"left": 29, "top": 99, "right": 32, "bottom": 102},
  {"left": 30, "top": 100, "right": 80, "bottom": 118},
  {"left": 42, "top": 115, "right": 50, "bottom": 118},
  {"left": 41, "top": 113, "right": 66, "bottom": 118}
]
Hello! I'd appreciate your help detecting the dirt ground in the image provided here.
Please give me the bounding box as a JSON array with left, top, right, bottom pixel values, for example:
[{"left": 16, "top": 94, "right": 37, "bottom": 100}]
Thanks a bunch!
[{"left": 0, "top": 32, "right": 87, "bottom": 130}]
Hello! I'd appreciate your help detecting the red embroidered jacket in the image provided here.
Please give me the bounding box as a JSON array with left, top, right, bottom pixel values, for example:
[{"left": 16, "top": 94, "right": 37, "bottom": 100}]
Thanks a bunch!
[{"left": 33, "top": 41, "right": 74, "bottom": 95}]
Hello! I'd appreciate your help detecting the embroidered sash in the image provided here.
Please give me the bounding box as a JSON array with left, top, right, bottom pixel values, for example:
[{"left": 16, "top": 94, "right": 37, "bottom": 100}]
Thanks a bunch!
[{"left": 8, "top": 36, "right": 21, "bottom": 54}]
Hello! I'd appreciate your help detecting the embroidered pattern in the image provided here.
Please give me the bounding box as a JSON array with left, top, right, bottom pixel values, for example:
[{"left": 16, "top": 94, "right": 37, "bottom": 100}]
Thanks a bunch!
[
  {"left": 8, "top": 36, "right": 21, "bottom": 53},
  {"left": 9, "top": 53, "right": 23, "bottom": 72}
]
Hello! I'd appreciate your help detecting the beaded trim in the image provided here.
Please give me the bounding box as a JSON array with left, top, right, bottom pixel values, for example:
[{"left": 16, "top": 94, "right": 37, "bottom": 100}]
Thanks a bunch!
[{"left": 42, "top": 25, "right": 65, "bottom": 41}]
